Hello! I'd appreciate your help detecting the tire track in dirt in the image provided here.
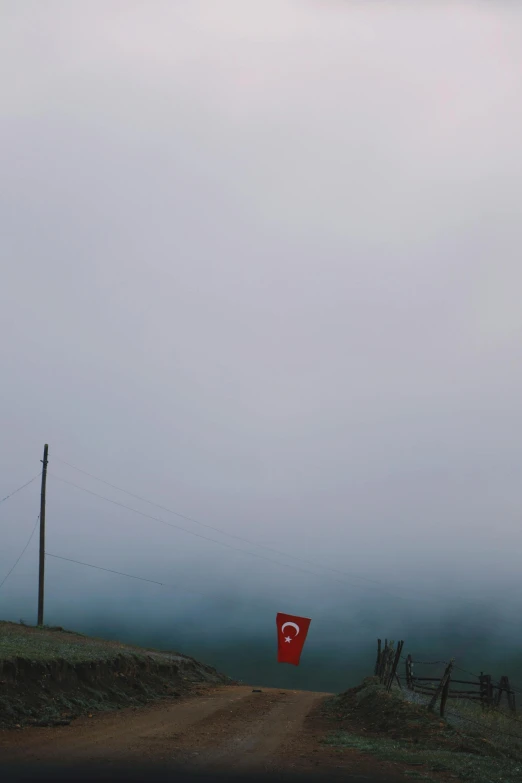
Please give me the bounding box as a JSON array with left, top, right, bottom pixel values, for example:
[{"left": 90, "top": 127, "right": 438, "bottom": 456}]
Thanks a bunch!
[
  {"left": 177, "top": 689, "right": 328, "bottom": 772},
  {"left": 0, "top": 686, "right": 327, "bottom": 771},
  {"left": 0, "top": 686, "right": 251, "bottom": 763}
]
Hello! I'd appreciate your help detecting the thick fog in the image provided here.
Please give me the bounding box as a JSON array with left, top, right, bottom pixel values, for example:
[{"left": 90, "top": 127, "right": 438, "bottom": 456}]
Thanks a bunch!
[{"left": 1, "top": 1, "right": 522, "bottom": 692}]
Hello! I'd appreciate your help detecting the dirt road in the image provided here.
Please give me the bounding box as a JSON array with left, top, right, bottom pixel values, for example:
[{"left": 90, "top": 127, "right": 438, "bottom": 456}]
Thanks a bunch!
[{"left": 0, "top": 686, "right": 419, "bottom": 780}]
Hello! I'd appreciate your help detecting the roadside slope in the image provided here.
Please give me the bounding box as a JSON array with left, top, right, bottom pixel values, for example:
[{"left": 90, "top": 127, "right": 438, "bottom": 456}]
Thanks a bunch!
[
  {"left": 318, "top": 677, "right": 522, "bottom": 783},
  {"left": 0, "top": 620, "right": 230, "bottom": 728}
]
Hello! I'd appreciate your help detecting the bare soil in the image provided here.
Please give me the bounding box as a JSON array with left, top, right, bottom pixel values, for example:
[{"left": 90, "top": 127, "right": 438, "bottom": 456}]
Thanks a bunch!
[{"left": 0, "top": 685, "right": 445, "bottom": 781}]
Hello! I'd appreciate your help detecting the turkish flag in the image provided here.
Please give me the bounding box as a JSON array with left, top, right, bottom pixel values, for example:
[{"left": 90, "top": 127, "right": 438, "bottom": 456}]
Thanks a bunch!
[{"left": 276, "top": 612, "right": 311, "bottom": 666}]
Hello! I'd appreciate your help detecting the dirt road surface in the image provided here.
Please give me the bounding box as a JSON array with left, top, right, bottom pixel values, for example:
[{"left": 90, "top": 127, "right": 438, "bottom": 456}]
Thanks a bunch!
[{"left": 0, "top": 685, "right": 425, "bottom": 780}]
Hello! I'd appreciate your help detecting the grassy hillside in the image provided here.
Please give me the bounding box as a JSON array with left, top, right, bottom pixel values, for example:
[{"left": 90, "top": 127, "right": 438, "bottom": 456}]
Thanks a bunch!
[
  {"left": 0, "top": 620, "right": 231, "bottom": 728},
  {"left": 321, "top": 677, "right": 522, "bottom": 783}
]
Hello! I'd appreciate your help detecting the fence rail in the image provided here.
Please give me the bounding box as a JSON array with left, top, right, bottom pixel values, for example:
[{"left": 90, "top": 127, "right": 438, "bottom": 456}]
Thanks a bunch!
[{"left": 374, "top": 638, "right": 517, "bottom": 718}]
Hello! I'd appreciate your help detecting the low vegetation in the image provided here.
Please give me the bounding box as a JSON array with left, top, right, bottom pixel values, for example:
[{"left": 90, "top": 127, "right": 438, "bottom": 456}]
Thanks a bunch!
[
  {"left": 321, "top": 677, "right": 522, "bottom": 783},
  {"left": 0, "top": 620, "right": 230, "bottom": 729}
]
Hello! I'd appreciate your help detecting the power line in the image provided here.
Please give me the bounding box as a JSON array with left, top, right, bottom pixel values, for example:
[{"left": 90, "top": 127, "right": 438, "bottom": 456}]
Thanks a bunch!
[
  {"left": 51, "top": 455, "right": 510, "bottom": 618},
  {"left": 50, "top": 470, "right": 519, "bottom": 639},
  {"left": 44, "top": 551, "right": 339, "bottom": 620},
  {"left": 0, "top": 473, "right": 41, "bottom": 506},
  {"left": 46, "top": 551, "right": 257, "bottom": 605},
  {"left": 50, "top": 455, "right": 412, "bottom": 593},
  {"left": 25, "top": 473, "right": 511, "bottom": 660},
  {"left": 40, "top": 550, "right": 522, "bottom": 651},
  {"left": 0, "top": 516, "right": 39, "bottom": 591},
  {"left": 45, "top": 554, "right": 165, "bottom": 587},
  {"left": 49, "top": 471, "right": 385, "bottom": 596}
]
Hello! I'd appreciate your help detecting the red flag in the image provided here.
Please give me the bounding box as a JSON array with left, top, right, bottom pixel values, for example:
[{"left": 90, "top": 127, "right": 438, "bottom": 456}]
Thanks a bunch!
[{"left": 276, "top": 612, "right": 311, "bottom": 666}]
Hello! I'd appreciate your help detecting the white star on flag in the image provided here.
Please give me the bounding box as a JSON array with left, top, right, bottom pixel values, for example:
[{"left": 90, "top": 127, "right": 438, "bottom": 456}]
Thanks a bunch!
[{"left": 284, "top": 636, "right": 292, "bottom": 643}]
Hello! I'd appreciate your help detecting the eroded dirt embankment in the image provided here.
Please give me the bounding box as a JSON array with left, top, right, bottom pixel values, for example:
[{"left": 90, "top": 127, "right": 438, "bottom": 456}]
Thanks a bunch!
[{"left": 0, "top": 621, "right": 230, "bottom": 728}]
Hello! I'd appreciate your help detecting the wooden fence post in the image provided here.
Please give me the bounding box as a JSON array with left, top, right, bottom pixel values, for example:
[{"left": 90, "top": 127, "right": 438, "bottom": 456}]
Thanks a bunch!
[
  {"left": 496, "top": 676, "right": 517, "bottom": 714},
  {"left": 375, "top": 639, "right": 382, "bottom": 676},
  {"left": 405, "top": 655, "right": 413, "bottom": 690},
  {"left": 440, "top": 674, "right": 451, "bottom": 717},
  {"left": 387, "top": 640, "right": 404, "bottom": 692},
  {"left": 428, "top": 659, "right": 454, "bottom": 714},
  {"left": 495, "top": 676, "right": 507, "bottom": 708},
  {"left": 378, "top": 640, "right": 389, "bottom": 682},
  {"left": 507, "top": 678, "right": 517, "bottom": 714},
  {"left": 480, "top": 673, "right": 493, "bottom": 709},
  {"left": 383, "top": 641, "right": 395, "bottom": 685}
]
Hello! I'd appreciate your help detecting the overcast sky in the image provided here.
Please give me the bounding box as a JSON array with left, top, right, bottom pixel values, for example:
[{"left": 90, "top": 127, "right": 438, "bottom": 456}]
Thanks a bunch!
[{"left": 1, "top": 1, "right": 522, "bottom": 670}]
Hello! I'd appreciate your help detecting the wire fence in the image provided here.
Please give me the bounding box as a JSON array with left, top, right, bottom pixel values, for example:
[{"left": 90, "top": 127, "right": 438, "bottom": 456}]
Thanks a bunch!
[{"left": 374, "top": 638, "right": 521, "bottom": 741}]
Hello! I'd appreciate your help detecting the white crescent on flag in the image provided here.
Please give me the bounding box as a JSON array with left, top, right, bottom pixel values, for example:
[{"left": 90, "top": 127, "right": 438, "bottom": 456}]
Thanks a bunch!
[{"left": 281, "top": 621, "right": 300, "bottom": 637}]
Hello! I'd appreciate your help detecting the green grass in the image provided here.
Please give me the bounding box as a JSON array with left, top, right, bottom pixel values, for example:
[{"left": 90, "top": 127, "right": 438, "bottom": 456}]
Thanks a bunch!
[
  {"left": 442, "top": 695, "right": 522, "bottom": 760},
  {"left": 323, "top": 730, "right": 522, "bottom": 783},
  {"left": 323, "top": 677, "right": 522, "bottom": 783},
  {"left": 0, "top": 620, "right": 168, "bottom": 664}
]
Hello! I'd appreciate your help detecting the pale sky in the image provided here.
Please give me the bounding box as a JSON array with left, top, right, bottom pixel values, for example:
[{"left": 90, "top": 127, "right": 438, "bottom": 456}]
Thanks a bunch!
[{"left": 1, "top": 1, "right": 522, "bottom": 670}]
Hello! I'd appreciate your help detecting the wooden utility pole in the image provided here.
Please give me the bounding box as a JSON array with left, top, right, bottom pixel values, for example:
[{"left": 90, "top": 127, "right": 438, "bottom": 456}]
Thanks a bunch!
[{"left": 37, "top": 444, "right": 48, "bottom": 626}]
